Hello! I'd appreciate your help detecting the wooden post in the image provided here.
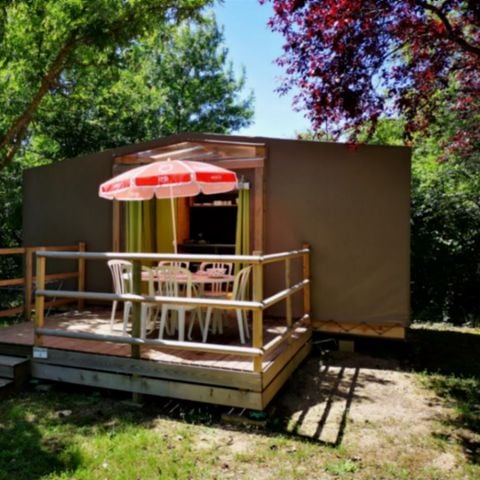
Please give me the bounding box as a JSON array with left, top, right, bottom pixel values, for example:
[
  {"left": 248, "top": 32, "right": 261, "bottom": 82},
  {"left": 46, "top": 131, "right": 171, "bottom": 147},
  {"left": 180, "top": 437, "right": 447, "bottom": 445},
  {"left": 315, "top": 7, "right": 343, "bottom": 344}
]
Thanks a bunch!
[
  {"left": 285, "top": 257, "right": 292, "bottom": 328},
  {"left": 77, "top": 242, "right": 86, "bottom": 311},
  {"left": 131, "top": 260, "right": 141, "bottom": 358},
  {"left": 34, "top": 248, "right": 46, "bottom": 346},
  {"left": 302, "top": 242, "right": 311, "bottom": 325},
  {"left": 24, "top": 247, "right": 33, "bottom": 321},
  {"left": 253, "top": 166, "right": 264, "bottom": 252},
  {"left": 252, "top": 251, "right": 264, "bottom": 373},
  {"left": 131, "top": 259, "right": 142, "bottom": 403}
]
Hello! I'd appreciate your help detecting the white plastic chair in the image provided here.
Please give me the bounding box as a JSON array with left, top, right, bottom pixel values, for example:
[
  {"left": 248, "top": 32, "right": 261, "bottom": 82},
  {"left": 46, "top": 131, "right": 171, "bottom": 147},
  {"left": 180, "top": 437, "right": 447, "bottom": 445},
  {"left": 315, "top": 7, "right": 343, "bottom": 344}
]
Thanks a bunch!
[
  {"left": 107, "top": 259, "right": 133, "bottom": 334},
  {"left": 157, "top": 266, "right": 203, "bottom": 341},
  {"left": 198, "top": 261, "right": 234, "bottom": 334},
  {"left": 140, "top": 266, "right": 163, "bottom": 339},
  {"left": 198, "top": 262, "right": 233, "bottom": 275},
  {"left": 198, "top": 262, "right": 234, "bottom": 289},
  {"left": 202, "top": 266, "right": 252, "bottom": 344},
  {"left": 158, "top": 261, "right": 190, "bottom": 297},
  {"left": 158, "top": 260, "right": 190, "bottom": 270}
]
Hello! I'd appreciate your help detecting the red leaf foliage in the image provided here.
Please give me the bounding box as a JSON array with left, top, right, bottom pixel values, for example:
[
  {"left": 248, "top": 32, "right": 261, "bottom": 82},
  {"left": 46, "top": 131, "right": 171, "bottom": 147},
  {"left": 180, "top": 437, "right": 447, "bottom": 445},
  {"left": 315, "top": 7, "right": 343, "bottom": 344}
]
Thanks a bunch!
[{"left": 263, "top": 0, "right": 479, "bottom": 159}]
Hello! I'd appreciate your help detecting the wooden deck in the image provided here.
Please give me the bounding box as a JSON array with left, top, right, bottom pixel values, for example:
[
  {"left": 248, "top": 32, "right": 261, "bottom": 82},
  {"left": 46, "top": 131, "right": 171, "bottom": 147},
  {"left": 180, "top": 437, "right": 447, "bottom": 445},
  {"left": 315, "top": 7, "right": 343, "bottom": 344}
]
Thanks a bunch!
[{"left": 0, "top": 308, "right": 311, "bottom": 410}]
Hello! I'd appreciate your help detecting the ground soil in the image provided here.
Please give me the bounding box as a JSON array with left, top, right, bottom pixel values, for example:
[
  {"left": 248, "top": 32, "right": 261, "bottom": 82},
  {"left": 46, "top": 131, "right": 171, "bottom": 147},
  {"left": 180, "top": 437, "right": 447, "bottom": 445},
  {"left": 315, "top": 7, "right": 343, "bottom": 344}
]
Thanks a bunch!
[{"left": 266, "top": 349, "right": 472, "bottom": 478}]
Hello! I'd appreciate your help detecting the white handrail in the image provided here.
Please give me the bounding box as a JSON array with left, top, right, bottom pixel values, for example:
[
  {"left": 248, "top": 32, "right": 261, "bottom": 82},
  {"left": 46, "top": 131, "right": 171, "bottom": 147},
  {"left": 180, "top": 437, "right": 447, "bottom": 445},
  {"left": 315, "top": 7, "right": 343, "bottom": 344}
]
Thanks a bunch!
[
  {"left": 36, "top": 289, "right": 263, "bottom": 311},
  {"left": 35, "top": 248, "right": 310, "bottom": 265},
  {"left": 36, "top": 250, "right": 263, "bottom": 264}
]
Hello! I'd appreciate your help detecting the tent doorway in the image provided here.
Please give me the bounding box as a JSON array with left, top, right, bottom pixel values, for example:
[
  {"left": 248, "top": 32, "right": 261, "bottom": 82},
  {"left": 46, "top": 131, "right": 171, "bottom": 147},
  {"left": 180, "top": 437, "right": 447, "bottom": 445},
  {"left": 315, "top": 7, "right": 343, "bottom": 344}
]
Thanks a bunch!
[
  {"left": 110, "top": 138, "right": 266, "bottom": 255},
  {"left": 182, "top": 191, "right": 238, "bottom": 255}
]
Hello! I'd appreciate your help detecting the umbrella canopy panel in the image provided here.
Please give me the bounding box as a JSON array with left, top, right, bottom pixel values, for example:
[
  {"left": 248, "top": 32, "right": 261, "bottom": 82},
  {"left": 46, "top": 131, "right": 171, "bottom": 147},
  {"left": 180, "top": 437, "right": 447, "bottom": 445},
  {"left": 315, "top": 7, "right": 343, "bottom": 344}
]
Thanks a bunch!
[
  {"left": 99, "top": 159, "right": 238, "bottom": 201},
  {"left": 99, "top": 159, "right": 239, "bottom": 253}
]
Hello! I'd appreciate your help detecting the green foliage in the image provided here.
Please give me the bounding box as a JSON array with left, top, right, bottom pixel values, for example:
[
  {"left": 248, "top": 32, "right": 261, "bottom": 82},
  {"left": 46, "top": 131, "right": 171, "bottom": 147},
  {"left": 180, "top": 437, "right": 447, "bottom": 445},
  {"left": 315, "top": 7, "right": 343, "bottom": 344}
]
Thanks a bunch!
[
  {"left": 408, "top": 325, "right": 480, "bottom": 378},
  {"left": 33, "top": 15, "right": 253, "bottom": 160},
  {"left": 0, "top": 0, "right": 213, "bottom": 168},
  {"left": 0, "top": 162, "right": 23, "bottom": 248},
  {"left": 411, "top": 88, "right": 480, "bottom": 323},
  {"left": 427, "top": 374, "right": 480, "bottom": 466},
  {"left": 0, "top": 161, "right": 24, "bottom": 313},
  {"left": 0, "top": 0, "right": 252, "bottom": 164},
  {"left": 325, "top": 459, "right": 359, "bottom": 476},
  {"left": 0, "top": 2, "right": 253, "bottom": 286},
  {"left": 410, "top": 324, "right": 480, "bottom": 459},
  {"left": 411, "top": 162, "right": 480, "bottom": 323}
]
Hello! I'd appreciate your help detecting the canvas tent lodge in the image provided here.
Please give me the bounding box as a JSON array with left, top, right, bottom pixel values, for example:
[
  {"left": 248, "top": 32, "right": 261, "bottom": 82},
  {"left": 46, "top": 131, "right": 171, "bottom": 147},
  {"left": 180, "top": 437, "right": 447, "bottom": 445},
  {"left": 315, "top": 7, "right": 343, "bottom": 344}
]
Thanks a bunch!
[{"left": 0, "top": 133, "right": 410, "bottom": 409}]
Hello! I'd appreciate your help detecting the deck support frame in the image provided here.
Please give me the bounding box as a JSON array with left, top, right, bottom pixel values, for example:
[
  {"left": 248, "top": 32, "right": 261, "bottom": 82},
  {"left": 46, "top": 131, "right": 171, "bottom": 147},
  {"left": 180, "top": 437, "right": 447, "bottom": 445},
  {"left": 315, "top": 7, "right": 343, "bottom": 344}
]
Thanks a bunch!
[{"left": 26, "top": 325, "right": 311, "bottom": 410}]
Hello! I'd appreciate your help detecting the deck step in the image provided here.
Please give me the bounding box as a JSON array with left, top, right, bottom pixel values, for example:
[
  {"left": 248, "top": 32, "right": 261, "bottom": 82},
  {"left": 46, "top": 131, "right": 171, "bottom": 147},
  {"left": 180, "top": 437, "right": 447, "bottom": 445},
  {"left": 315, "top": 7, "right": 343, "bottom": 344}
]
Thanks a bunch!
[
  {"left": 0, "top": 354, "right": 30, "bottom": 386},
  {"left": 0, "top": 342, "right": 32, "bottom": 358},
  {"left": 0, "top": 377, "right": 14, "bottom": 398}
]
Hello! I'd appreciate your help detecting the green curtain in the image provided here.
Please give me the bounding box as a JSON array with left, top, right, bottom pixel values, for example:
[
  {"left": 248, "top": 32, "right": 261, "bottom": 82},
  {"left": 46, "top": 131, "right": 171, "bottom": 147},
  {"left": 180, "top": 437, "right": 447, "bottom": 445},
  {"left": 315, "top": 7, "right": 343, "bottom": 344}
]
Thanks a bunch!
[
  {"left": 235, "top": 185, "right": 250, "bottom": 272},
  {"left": 125, "top": 199, "right": 175, "bottom": 254},
  {"left": 126, "top": 202, "right": 143, "bottom": 252},
  {"left": 155, "top": 199, "right": 175, "bottom": 253}
]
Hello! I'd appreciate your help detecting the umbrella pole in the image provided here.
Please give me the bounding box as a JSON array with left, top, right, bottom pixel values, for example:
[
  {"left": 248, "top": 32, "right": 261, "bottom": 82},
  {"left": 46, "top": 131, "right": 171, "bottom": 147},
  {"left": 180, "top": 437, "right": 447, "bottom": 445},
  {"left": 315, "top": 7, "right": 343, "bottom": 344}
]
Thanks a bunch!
[{"left": 169, "top": 188, "right": 178, "bottom": 254}]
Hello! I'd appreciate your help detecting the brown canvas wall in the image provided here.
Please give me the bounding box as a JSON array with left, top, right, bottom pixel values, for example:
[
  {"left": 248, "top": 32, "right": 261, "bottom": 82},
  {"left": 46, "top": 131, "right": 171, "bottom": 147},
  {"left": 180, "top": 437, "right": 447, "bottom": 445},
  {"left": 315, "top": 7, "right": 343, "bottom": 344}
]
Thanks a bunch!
[
  {"left": 264, "top": 139, "right": 411, "bottom": 327},
  {"left": 23, "top": 152, "right": 114, "bottom": 292},
  {"left": 22, "top": 133, "right": 411, "bottom": 330}
]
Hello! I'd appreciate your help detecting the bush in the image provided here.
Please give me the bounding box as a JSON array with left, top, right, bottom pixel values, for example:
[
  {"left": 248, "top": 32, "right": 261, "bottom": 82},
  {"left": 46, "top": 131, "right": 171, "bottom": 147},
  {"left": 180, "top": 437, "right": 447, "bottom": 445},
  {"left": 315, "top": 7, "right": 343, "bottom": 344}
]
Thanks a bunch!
[{"left": 411, "top": 163, "right": 480, "bottom": 324}]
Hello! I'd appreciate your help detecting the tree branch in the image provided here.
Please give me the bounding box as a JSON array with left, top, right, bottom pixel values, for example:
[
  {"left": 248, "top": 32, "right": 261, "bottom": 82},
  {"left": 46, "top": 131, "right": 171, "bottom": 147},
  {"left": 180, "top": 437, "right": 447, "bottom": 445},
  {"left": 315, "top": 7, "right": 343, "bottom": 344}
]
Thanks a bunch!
[
  {"left": 0, "top": 1, "right": 207, "bottom": 170},
  {"left": 415, "top": 0, "right": 480, "bottom": 57},
  {"left": 0, "top": 34, "right": 78, "bottom": 170}
]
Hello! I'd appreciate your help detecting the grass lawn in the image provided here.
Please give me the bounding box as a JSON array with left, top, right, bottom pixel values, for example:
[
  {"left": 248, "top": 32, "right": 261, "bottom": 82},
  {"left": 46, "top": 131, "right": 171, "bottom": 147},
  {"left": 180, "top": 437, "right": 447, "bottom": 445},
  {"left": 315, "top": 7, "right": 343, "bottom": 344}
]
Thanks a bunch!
[
  {"left": 1, "top": 322, "right": 479, "bottom": 479},
  {"left": 0, "top": 387, "right": 343, "bottom": 480}
]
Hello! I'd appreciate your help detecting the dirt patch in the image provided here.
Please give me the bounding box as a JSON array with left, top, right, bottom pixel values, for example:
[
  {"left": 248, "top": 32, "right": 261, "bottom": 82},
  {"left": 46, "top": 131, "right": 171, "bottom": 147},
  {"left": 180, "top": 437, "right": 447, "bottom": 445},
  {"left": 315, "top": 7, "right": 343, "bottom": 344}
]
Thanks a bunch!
[
  {"left": 270, "top": 351, "right": 468, "bottom": 477},
  {"left": 194, "top": 426, "right": 252, "bottom": 455}
]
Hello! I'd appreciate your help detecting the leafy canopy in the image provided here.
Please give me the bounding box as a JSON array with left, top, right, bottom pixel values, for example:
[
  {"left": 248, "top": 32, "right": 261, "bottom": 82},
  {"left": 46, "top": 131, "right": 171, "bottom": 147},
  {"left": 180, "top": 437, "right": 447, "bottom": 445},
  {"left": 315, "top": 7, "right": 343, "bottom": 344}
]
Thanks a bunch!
[
  {"left": 0, "top": 0, "right": 213, "bottom": 170},
  {"left": 29, "top": 16, "right": 254, "bottom": 161},
  {"left": 0, "top": 2, "right": 253, "bottom": 291},
  {"left": 264, "top": 0, "right": 479, "bottom": 160}
]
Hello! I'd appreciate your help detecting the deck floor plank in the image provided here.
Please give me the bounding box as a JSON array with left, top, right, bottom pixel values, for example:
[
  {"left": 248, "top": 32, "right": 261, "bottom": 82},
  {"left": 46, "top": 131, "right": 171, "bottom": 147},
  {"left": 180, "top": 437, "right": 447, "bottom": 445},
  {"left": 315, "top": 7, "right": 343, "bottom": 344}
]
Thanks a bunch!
[{"left": 0, "top": 308, "right": 310, "bottom": 374}]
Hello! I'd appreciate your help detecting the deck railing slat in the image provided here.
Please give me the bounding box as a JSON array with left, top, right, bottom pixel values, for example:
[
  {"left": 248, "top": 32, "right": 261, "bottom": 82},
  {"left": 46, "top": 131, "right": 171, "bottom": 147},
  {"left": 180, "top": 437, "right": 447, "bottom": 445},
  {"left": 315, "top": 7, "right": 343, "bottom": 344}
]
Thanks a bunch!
[
  {"left": 36, "top": 289, "right": 263, "bottom": 310},
  {"left": 0, "top": 243, "right": 86, "bottom": 320},
  {"left": 262, "top": 279, "right": 309, "bottom": 309}
]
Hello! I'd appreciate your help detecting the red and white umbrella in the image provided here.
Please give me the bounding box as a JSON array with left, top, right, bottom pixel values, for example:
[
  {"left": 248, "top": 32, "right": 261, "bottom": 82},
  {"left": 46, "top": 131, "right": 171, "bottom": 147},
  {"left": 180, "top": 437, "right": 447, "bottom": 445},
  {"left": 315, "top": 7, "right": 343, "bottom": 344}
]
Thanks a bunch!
[{"left": 99, "top": 159, "right": 238, "bottom": 252}]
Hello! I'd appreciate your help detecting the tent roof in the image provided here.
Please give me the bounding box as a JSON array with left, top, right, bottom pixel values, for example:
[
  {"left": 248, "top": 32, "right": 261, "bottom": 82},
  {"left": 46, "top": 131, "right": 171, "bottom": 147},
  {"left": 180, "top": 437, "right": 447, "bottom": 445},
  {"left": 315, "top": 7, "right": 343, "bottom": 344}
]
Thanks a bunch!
[{"left": 113, "top": 133, "right": 267, "bottom": 167}]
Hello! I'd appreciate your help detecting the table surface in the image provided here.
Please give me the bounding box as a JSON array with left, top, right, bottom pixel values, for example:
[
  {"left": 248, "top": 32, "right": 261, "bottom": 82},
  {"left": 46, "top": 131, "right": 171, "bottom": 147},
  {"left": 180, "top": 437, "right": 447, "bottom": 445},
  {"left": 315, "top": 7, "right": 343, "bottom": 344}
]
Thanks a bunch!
[{"left": 141, "top": 270, "right": 234, "bottom": 284}]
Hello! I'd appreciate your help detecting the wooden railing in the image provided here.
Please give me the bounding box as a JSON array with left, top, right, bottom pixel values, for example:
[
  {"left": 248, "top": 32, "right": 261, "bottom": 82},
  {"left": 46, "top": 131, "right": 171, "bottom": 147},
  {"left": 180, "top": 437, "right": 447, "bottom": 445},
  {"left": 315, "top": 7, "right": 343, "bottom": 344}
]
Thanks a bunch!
[
  {"left": 33, "top": 245, "right": 310, "bottom": 374},
  {"left": 0, "top": 243, "right": 86, "bottom": 320}
]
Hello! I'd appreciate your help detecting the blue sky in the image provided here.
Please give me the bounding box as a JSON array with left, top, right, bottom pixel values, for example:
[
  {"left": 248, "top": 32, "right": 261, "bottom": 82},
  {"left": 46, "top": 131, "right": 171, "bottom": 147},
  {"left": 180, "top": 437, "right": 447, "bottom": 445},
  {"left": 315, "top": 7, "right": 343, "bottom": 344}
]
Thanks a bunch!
[{"left": 213, "top": 0, "right": 310, "bottom": 138}]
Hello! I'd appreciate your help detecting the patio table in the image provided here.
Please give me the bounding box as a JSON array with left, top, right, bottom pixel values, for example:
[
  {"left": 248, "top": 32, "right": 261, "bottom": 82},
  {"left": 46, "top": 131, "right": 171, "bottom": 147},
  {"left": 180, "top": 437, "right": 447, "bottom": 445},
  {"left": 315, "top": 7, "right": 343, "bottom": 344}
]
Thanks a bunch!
[
  {"left": 140, "top": 270, "right": 234, "bottom": 288},
  {"left": 139, "top": 269, "right": 234, "bottom": 341}
]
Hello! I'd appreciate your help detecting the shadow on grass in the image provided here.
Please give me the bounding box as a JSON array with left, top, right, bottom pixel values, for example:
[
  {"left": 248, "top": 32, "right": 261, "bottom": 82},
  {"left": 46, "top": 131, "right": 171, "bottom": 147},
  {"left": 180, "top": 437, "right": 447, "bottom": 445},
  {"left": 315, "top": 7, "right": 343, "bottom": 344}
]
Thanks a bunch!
[
  {"left": 0, "top": 395, "right": 82, "bottom": 480},
  {"left": 406, "top": 327, "right": 480, "bottom": 377},
  {"left": 269, "top": 362, "right": 359, "bottom": 446},
  {"left": 267, "top": 352, "right": 396, "bottom": 447},
  {"left": 405, "top": 326, "right": 480, "bottom": 464},
  {"left": 270, "top": 326, "right": 480, "bottom": 458}
]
